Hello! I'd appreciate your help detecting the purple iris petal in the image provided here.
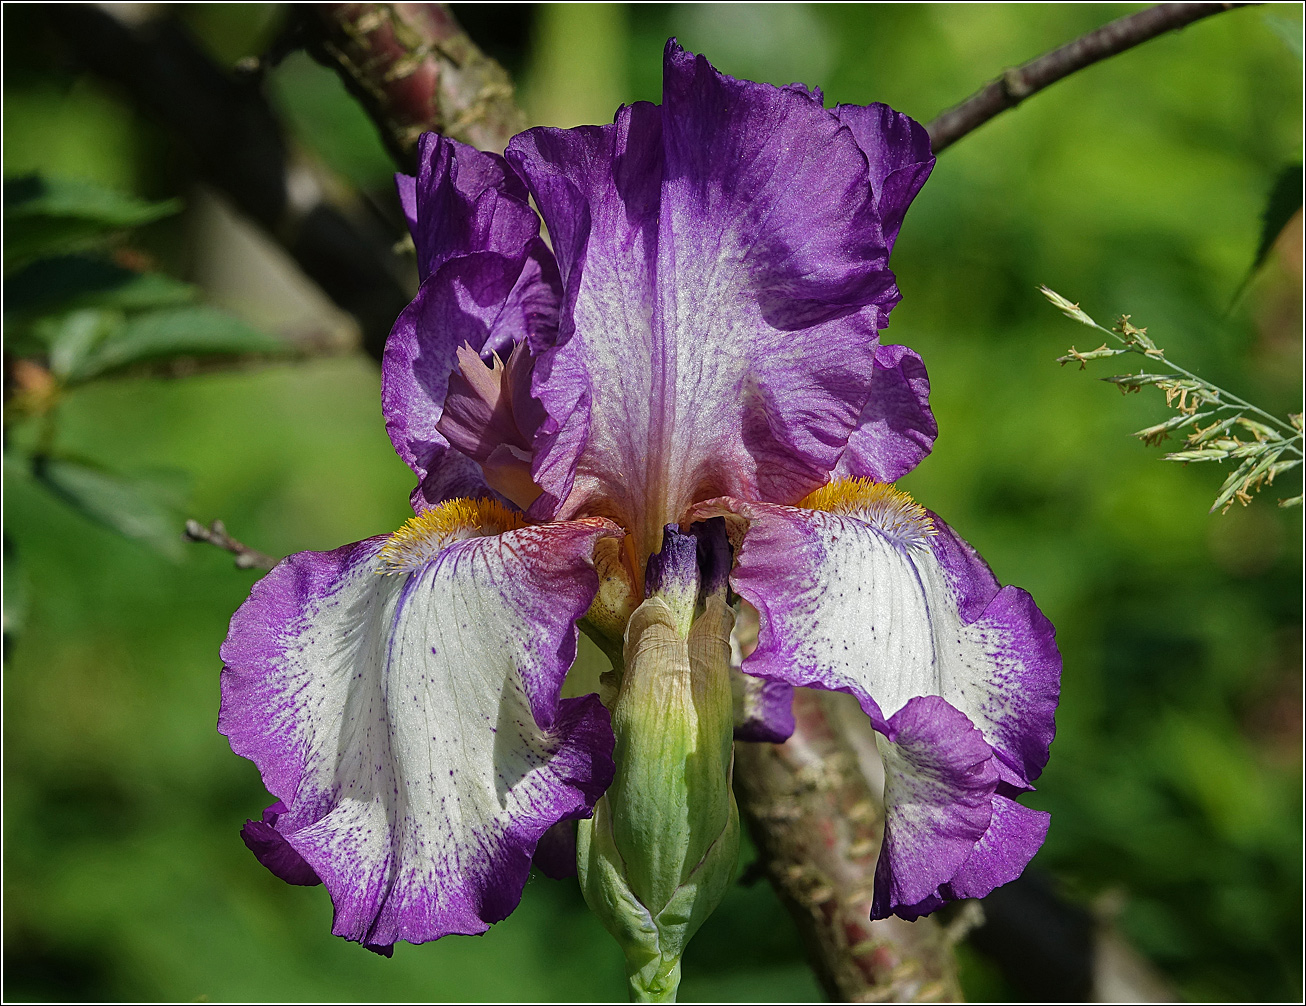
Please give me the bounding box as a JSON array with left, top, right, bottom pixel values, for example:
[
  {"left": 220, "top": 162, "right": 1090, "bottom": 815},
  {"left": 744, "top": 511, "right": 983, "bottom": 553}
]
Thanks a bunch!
[
  {"left": 835, "top": 343, "right": 938, "bottom": 483},
  {"left": 384, "top": 131, "right": 560, "bottom": 513},
  {"left": 691, "top": 493, "right": 1059, "bottom": 917},
  {"left": 401, "top": 133, "right": 539, "bottom": 282},
  {"left": 506, "top": 40, "right": 928, "bottom": 563},
  {"left": 240, "top": 801, "right": 320, "bottom": 887},
  {"left": 219, "top": 518, "right": 619, "bottom": 949},
  {"left": 382, "top": 247, "right": 560, "bottom": 512},
  {"left": 732, "top": 676, "right": 796, "bottom": 743},
  {"left": 832, "top": 102, "right": 935, "bottom": 255},
  {"left": 872, "top": 695, "right": 998, "bottom": 918}
]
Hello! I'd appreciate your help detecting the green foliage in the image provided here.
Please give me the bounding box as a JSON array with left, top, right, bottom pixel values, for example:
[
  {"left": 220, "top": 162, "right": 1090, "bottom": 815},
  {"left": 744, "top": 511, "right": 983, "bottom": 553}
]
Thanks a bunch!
[
  {"left": 5, "top": 255, "right": 197, "bottom": 318},
  {"left": 1252, "top": 162, "right": 1303, "bottom": 274},
  {"left": 32, "top": 455, "right": 191, "bottom": 560},
  {"left": 40, "top": 306, "right": 284, "bottom": 384},
  {"left": 3, "top": 174, "right": 288, "bottom": 570},
  {"left": 3, "top": 174, "right": 181, "bottom": 268}
]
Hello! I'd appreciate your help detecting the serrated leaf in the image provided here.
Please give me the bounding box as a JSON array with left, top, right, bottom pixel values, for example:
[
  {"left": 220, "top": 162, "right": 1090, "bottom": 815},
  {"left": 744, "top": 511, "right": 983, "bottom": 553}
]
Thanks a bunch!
[
  {"left": 32, "top": 455, "right": 191, "bottom": 559},
  {"left": 3, "top": 175, "right": 181, "bottom": 267},
  {"left": 65, "top": 306, "right": 287, "bottom": 382},
  {"left": 3, "top": 255, "right": 196, "bottom": 318}
]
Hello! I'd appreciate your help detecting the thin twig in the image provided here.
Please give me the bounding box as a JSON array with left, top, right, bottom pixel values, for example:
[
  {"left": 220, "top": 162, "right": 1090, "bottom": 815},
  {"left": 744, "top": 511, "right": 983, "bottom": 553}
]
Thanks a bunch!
[
  {"left": 926, "top": 3, "right": 1255, "bottom": 153},
  {"left": 184, "top": 519, "right": 278, "bottom": 570}
]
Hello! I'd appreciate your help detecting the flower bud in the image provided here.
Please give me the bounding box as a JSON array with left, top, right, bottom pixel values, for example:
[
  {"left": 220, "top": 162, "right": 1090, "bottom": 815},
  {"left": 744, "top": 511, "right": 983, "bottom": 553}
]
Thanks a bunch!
[{"left": 578, "top": 523, "right": 739, "bottom": 1002}]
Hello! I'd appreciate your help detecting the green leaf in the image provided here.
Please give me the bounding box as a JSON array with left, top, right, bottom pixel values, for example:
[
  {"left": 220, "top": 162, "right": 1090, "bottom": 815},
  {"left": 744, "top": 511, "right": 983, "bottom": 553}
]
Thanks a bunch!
[
  {"left": 3, "top": 175, "right": 181, "bottom": 267},
  {"left": 3, "top": 255, "right": 197, "bottom": 318},
  {"left": 63, "top": 306, "right": 287, "bottom": 383},
  {"left": 35, "top": 308, "right": 126, "bottom": 381},
  {"left": 1252, "top": 163, "right": 1302, "bottom": 274},
  {"left": 32, "top": 455, "right": 191, "bottom": 559}
]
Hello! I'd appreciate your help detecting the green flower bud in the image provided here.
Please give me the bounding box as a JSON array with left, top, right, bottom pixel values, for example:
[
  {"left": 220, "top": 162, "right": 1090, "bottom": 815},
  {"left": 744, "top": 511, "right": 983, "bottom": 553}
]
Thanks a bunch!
[{"left": 578, "top": 525, "right": 739, "bottom": 1003}]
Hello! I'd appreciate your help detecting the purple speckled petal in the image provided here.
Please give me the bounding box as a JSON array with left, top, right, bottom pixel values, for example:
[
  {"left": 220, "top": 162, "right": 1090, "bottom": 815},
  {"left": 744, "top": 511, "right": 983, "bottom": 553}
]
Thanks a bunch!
[
  {"left": 219, "top": 518, "right": 619, "bottom": 949},
  {"left": 694, "top": 497, "right": 1060, "bottom": 791},
  {"left": 400, "top": 133, "right": 539, "bottom": 282},
  {"left": 871, "top": 695, "right": 997, "bottom": 918},
  {"left": 508, "top": 41, "right": 914, "bottom": 561},
  {"left": 382, "top": 247, "right": 560, "bottom": 512},
  {"left": 835, "top": 343, "right": 937, "bottom": 483},
  {"left": 832, "top": 102, "right": 934, "bottom": 255}
]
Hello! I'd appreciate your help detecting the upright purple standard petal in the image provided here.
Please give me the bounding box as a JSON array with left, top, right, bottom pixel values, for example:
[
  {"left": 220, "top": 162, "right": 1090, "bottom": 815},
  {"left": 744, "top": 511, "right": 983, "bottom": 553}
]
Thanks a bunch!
[
  {"left": 832, "top": 102, "right": 935, "bottom": 255},
  {"left": 383, "top": 134, "right": 561, "bottom": 512},
  {"left": 400, "top": 133, "right": 540, "bottom": 282},
  {"left": 508, "top": 41, "right": 924, "bottom": 563},
  {"left": 220, "top": 516, "right": 620, "bottom": 949},
  {"left": 835, "top": 343, "right": 937, "bottom": 483}
]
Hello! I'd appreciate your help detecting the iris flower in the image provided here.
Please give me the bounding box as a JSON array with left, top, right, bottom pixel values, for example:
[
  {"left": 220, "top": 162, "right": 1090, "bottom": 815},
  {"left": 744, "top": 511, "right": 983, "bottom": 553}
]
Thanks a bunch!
[{"left": 221, "top": 40, "right": 1059, "bottom": 975}]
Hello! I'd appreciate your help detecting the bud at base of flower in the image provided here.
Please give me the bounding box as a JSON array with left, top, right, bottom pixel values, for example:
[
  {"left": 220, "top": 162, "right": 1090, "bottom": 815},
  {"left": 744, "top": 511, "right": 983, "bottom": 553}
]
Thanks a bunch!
[{"left": 578, "top": 524, "right": 739, "bottom": 1003}]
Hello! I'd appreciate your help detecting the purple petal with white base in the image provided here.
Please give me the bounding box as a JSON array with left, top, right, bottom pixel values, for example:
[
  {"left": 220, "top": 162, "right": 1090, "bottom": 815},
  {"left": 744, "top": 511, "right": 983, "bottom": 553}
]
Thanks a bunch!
[
  {"left": 508, "top": 41, "right": 925, "bottom": 561},
  {"left": 220, "top": 517, "right": 619, "bottom": 949},
  {"left": 700, "top": 496, "right": 1059, "bottom": 789},
  {"left": 690, "top": 491, "right": 1058, "bottom": 917}
]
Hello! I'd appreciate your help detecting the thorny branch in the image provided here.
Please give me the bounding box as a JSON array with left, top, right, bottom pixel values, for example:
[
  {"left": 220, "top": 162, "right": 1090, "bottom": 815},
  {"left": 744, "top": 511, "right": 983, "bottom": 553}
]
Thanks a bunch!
[
  {"left": 183, "top": 519, "right": 278, "bottom": 571},
  {"left": 926, "top": 2, "right": 1255, "bottom": 153}
]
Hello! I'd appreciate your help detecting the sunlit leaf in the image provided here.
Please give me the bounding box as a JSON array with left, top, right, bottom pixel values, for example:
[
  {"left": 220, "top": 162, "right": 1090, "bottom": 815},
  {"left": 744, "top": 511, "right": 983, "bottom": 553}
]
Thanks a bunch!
[{"left": 37, "top": 309, "right": 125, "bottom": 381}]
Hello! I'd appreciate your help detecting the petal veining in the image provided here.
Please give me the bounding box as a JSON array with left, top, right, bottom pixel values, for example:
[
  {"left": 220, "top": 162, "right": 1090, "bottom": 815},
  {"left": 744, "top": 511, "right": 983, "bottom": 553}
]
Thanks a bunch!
[
  {"left": 219, "top": 516, "right": 620, "bottom": 948},
  {"left": 508, "top": 41, "right": 919, "bottom": 563},
  {"left": 694, "top": 488, "right": 1060, "bottom": 790}
]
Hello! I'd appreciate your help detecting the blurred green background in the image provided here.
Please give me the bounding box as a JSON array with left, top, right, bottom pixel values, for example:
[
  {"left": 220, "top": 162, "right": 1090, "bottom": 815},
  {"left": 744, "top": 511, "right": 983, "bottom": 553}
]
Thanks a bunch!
[{"left": 3, "top": 3, "right": 1301, "bottom": 1002}]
